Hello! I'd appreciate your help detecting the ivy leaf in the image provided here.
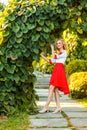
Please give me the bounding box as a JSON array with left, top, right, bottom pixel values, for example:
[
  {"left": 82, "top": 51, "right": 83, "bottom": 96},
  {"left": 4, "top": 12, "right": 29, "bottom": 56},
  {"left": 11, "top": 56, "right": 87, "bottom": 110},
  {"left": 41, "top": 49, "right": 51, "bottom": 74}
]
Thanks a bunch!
[
  {"left": 8, "top": 14, "right": 16, "bottom": 21},
  {"left": 43, "top": 26, "right": 50, "bottom": 33},
  {"left": 37, "top": 19, "right": 44, "bottom": 26},
  {"left": 5, "top": 64, "right": 16, "bottom": 74},
  {"left": 33, "top": 48, "right": 39, "bottom": 54},
  {"left": 32, "top": 34, "right": 40, "bottom": 41},
  {"left": 16, "top": 31, "right": 23, "bottom": 38},
  {"left": 0, "top": 62, "right": 4, "bottom": 71},
  {"left": 14, "top": 74, "right": 20, "bottom": 83},
  {"left": 16, "top": 37, "right": 23, "bottom": 43},
  {"left": 12, "top": 23, "right": 20, "bottom": 33},
  {"left": 3, "top": 31, "right": 10, "bottom": 37},
  {"left": 26, "top": 23, "right": 36, "bottom": 30}
]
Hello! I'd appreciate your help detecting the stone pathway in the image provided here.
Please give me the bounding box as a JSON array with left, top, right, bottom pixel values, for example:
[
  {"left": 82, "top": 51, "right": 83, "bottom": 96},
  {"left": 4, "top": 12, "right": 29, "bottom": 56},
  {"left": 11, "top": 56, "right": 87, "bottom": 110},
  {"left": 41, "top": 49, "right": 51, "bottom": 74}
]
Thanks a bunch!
[{"left": 29, "top": 72, "right": 87, "bottom": 130}]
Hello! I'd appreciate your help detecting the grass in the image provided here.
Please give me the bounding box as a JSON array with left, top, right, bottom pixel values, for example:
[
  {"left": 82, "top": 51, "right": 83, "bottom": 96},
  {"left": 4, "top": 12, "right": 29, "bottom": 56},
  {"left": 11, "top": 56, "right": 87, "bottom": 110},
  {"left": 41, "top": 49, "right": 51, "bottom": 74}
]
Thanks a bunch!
[
  {"left": 77, "top": 97, "right": 87, "bottom": 108},
  {"left": 0, "top": 112, "right": 30, "bottom": 130}
]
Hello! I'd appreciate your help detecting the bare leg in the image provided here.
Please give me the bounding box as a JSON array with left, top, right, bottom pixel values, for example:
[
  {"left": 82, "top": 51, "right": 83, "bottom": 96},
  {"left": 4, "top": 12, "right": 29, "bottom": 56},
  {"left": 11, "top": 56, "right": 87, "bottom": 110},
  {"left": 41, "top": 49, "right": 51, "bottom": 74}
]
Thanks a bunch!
[
  {"left": 54, "top": 88, "right": 61, "bottom": 108},
  {"left": 39, "top": 85, "right": 55, "bottom": 113},
  {"left": 53, "top": 88, "right": 61, "bottom": 113}
]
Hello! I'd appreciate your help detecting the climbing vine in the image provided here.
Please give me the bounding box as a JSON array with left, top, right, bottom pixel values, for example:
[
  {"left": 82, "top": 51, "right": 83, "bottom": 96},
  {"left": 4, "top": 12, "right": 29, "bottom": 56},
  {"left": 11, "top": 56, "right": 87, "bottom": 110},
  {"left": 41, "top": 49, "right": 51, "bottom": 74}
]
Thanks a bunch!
[{"left": 0, "top": 0, "right": 87, "bottom": 115}]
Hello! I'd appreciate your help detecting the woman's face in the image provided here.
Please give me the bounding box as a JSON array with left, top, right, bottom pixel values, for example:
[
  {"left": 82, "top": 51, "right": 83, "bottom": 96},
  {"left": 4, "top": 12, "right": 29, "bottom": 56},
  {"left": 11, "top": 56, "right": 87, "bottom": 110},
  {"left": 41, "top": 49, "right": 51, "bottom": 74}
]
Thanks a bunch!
[{"left": 56, "top": 40, "right": 63, "bottom": 49}]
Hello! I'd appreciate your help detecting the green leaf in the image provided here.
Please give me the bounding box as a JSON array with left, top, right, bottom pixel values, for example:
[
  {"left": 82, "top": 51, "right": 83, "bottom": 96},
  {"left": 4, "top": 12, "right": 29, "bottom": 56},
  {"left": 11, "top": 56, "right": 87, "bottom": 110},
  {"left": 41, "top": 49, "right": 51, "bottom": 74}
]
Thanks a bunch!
[
  {"left": 9, "top": 37, "right": 15, "bottom": 44},
  {"left": 16, "top": 37, "right": 23, "bottom": 43},
  {"left": 61, "top": 21, "right": 68, "bottom": 29},
  {"left": 42, "top": 33, "right": 49, "bottom": 40},
  {"left": 14, "top": 74, "right": 20, "bottom": 83},
  {"left": 50, "top": 23, "right": 54, "bottom": 30},
  {"left": 26, "top": 23, "right": 36, "bottom": 30},
  {"left": 12, "top": 23, "right": 20, "bottom": 33},
  {"left": 0, "top": 62, "right": 4, "bottom": 71},
  {"left": 16, "top": 31, "right": 23, "bottom": 38},
  {"left": 33, "top": 48, "right": 39, "bottom": 54},
  {"left": 21, "top": 16, "right": 27, "bottom": 23},
  {"left": 5, "top": 64, "right": 16, "bottom": 74},
  {"left": 58, "top": 0, "right": 65, "bottom": 5},
  {"left": 3, "top": 31, "right": 10, "bottom": 37},
  {"left": 20, "top": 44, "right": 26, "bottom": 53},
  {"left": 37, "top": 19, "right": 44, "bottom": 26},
  {"left": 22, "top": 28, "right": 28, "bottom": 33},
  {"left": 32, "top": 34, "right": 40, "bottom": 41},
  {"left": 43, "top": 26, "right": 50, "bottom": 33},
  {"left": 36, "top": 27, "right": 42, "bottom": 31},
  {"left": 8, "top": 14, "right": 16, "bottom": 21}
]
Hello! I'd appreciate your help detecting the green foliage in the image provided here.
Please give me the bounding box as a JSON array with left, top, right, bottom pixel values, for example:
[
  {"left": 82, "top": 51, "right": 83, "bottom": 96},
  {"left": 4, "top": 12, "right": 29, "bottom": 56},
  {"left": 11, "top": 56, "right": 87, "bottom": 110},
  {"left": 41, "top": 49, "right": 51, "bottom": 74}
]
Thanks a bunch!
[
  {"left": 0, "top": 0, "right": 71, "bottom": 115},
  {"left": 66, "top": 60, "right": 87, "bottom": 76},
  {"left": 0, "top": 0, "right": 87, "bottom": 115},
  {"left": 0, "top": 2, "right": 5, "bottom": 12},
  {"left": 0, "top": 112, "right": 29, "bottom": 130},
  {"left": 70, "top": 39, "right": 87, "bottom": 60},
  {"left": 69, "top": 72, "right": 87, "bottom": 99}
]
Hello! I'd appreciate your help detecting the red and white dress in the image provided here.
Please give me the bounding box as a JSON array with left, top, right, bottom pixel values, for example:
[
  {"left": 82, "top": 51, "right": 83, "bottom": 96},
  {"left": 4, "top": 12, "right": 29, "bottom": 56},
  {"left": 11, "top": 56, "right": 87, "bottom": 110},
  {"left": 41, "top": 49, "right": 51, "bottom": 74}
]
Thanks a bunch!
[{"left": 49, "top": 50, "right": 70, "bottom": 95}]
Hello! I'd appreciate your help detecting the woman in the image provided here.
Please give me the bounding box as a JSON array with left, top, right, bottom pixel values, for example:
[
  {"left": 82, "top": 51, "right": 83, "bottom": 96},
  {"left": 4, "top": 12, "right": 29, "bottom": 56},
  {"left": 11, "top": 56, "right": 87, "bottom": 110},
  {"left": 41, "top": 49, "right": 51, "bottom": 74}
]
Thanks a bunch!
[{"left": 39, "top": 39, "right": 70, "bottom": 114}]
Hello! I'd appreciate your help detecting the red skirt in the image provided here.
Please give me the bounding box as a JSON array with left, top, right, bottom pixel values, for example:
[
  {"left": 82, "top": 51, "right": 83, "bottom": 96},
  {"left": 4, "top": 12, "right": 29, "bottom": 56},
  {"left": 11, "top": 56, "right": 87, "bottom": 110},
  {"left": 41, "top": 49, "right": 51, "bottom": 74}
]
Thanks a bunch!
[{"left": 49, "top": 63, "right": 70, "bottom": 95}]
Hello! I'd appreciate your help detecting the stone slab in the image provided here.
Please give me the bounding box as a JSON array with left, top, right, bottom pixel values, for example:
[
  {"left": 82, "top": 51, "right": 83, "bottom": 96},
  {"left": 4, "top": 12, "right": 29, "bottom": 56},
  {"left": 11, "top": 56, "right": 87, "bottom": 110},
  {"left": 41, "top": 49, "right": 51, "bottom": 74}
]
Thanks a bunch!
[
  {"left": 30, "top": 112, "right": 63, "bottom": 119},
  {"left": 62, "top": 107, "right": 87, "bottom": 112},
  {"left": 29, "top": 128, "right": 71, "bottom": 130},
  {"left": 65, "top": 111, "right": 87, "bottom": 118},
  {"left": 78, "top": 128, "right": 87, "bottom": 130},
  {"left": 70, "top": 118, "right": 87, "bottom": 127},
  {"left": 30, "top": 118, "right": 68, "bottom": 127}
]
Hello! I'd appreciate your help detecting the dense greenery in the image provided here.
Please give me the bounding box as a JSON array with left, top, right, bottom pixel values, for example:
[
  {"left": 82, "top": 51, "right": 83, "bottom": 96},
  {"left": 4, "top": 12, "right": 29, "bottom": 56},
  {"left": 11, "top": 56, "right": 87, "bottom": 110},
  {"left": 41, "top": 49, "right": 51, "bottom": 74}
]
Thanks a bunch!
[
  {"left": 66, "top": 59, "right": 87, "bottom": 76},
  {"left": 69, "top": 72, "right": 87, "bottom": 99},
  {"left": 0, "top": 0, "right": 87, "bottom": 115}
]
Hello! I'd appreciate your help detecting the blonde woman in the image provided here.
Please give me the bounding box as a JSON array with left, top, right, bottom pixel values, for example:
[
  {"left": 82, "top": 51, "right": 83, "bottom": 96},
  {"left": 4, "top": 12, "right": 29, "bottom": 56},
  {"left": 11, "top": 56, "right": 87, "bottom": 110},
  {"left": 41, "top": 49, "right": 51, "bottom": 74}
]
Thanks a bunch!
[{"left": 39, "top": 39, "right": 70, "bottom": 114}]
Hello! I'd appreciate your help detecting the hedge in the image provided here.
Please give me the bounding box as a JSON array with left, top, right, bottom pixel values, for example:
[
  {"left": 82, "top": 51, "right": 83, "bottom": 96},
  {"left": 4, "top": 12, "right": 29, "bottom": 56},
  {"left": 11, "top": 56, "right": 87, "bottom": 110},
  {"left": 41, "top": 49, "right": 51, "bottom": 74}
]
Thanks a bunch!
[
  {"left": 66, "top": 60, "right": 87, "bottom": 76},
  {"left": 69, "top": 72, "right": 87, "bottom": 99}
]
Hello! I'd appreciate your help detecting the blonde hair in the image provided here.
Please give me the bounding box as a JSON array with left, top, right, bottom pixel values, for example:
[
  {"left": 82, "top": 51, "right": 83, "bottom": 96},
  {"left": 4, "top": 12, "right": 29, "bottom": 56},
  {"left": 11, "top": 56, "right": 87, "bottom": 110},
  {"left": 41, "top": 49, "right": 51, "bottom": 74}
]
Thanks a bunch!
[{"left": 57, "top": 39, "right": 66, "bottom": 50}]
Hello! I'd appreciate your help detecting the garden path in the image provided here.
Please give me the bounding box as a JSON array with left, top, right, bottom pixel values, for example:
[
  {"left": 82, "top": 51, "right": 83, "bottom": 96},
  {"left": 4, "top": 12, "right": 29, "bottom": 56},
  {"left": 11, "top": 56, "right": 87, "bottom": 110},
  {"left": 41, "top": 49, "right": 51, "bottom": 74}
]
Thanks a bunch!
[{"left": 29, "top": 72, "right": 87, "bottom": 130}]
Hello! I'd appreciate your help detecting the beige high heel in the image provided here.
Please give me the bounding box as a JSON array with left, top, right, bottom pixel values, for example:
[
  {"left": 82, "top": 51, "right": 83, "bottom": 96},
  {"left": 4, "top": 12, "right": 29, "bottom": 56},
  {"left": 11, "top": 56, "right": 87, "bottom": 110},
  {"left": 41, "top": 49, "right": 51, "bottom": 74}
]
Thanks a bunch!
[
  {"left": 39, "top": 108, "right": 49, "bottom": 113},
  {"left": 52, "top": 108, "right": 62, "bottom": 114}
]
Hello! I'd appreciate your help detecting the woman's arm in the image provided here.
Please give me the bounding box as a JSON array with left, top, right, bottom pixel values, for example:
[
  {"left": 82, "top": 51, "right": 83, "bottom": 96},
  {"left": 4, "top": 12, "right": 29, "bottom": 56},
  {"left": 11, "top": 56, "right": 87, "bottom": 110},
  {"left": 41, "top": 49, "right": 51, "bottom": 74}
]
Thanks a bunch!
[{"left": 40, "top": 53, "right": 49, "bottom": 63}]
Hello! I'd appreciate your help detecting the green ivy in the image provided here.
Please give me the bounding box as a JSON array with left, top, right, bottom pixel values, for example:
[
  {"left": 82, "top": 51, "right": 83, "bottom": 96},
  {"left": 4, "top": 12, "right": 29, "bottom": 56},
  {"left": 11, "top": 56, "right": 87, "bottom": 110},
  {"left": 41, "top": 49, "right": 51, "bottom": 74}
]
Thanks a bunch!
[{"left": 0, "top": 0, "right": 87, "bottom": 115}]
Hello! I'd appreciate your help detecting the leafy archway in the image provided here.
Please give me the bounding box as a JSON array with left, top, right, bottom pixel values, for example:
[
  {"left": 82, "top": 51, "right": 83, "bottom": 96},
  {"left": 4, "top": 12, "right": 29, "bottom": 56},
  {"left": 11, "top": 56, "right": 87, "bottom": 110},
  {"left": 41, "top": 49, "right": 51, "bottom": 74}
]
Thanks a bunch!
[{"left": 0, "top": 0, "right": 87, "bottom": 115}]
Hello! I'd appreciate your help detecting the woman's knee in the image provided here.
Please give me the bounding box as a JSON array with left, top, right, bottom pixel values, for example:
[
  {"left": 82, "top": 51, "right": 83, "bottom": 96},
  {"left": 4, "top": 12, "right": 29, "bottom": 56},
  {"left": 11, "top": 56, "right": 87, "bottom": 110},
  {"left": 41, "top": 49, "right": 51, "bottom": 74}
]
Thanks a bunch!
[
  {"left": 49, "top": 85, "right": 55, "bottom": 91},
  {"left": 54, "top": 87, "right": 59, "bottom": 93}
]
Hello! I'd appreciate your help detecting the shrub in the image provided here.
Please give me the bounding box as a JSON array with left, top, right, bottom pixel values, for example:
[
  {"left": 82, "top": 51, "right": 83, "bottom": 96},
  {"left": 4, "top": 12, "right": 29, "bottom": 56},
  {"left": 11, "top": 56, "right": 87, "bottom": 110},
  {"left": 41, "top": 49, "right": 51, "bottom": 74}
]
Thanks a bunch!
[
  {"left": 69, "top": 72, "right": 87, "bottom": 99},
  {"left": 66, "top": 60, "right": 87, "bottom": 76}
]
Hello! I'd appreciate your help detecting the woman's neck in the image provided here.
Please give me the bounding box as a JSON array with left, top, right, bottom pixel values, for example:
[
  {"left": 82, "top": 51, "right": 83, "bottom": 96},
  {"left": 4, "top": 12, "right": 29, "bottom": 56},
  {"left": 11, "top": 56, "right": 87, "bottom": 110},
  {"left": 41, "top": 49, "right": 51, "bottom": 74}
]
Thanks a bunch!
[{"left": 59, "top": 48, "right": 63, "bottom": 52}]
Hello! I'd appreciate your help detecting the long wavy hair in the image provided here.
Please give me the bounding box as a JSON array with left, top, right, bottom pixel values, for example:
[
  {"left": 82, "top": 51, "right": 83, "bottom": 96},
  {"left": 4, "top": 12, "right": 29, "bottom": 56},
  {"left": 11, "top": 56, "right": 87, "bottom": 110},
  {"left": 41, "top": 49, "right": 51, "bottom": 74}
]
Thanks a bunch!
[{"left": 57, "top": 39, "right": 66, "bottom": 50}]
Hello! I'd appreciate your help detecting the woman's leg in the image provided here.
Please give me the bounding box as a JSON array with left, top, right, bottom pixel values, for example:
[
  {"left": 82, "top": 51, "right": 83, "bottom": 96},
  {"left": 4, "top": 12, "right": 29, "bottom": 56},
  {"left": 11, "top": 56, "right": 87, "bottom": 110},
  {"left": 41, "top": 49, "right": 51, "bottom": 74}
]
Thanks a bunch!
[
  {"left": 39, "top": 85, "right": 55, "bottom": 113},
  {"left": 53, "top": 87, "right": 61, "bottom": 113}
]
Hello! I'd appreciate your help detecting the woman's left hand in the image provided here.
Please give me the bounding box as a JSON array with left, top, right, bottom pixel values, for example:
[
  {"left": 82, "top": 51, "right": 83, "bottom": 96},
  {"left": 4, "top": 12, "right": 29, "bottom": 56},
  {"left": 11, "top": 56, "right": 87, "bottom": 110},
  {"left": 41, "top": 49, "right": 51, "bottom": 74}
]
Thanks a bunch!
[{"left": 50, "top": 44, "right": 54, "bottom": 50}]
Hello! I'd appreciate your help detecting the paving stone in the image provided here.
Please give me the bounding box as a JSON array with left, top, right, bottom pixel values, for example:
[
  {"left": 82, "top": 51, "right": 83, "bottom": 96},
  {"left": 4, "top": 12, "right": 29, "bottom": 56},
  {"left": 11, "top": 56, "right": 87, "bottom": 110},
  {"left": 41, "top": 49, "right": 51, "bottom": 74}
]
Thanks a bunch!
[
  {"left": 30, "top": 112, "right": 63, "bottom": 119},
  {"left": 30, "top": 73, "right": 87, "bottom": 130},
  {"left": 62, "top": 107, "right": 87, "bottom": 112},
  {"left": 70, "top": 118, "right": 87, "bottom": 127},
  {"left": 30, "top": 128, "right": 71, "bottom": 130},
  {"left": 65, "top": 111, "right": 87, "bottom": 118},
  {"left": 78, "top": 128, "right": 87, "bottom": 130},
  {"left": 30, "top": 118, "right": 68, "bottom": 127}
]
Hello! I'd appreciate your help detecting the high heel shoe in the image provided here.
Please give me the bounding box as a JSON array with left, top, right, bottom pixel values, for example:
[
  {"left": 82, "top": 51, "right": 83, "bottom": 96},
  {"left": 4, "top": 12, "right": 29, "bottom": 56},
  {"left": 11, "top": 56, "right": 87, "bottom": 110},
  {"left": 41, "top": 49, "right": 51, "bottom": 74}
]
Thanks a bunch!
[
  {"left": 39, "top": 108, "right": 49, "bottom": 113},
  {"left": 52, "top": 108, "right": 62, "bottom": 114}
]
